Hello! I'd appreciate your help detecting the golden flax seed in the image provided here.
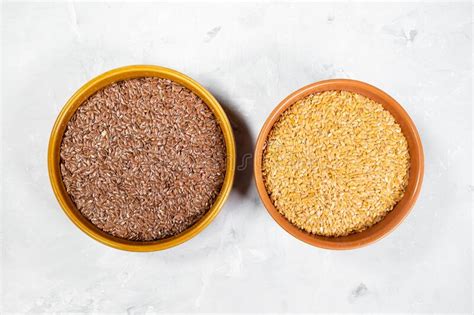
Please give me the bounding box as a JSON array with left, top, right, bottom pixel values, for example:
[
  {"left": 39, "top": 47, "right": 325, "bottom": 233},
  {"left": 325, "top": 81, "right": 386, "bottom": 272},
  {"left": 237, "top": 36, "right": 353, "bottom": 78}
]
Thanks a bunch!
[{"left": 262, "top": 91, "right": 410, "bottom": 237}]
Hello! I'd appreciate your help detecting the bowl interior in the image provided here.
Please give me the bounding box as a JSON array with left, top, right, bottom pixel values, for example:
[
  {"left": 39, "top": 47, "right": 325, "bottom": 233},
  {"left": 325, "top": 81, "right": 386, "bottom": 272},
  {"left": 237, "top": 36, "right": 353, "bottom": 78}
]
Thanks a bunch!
[
  {"left": 254, "top": 79, "right": 424, "bottom": 249},
  {"left": 48, "top": 65, "right": 236, "bottom": 251}
]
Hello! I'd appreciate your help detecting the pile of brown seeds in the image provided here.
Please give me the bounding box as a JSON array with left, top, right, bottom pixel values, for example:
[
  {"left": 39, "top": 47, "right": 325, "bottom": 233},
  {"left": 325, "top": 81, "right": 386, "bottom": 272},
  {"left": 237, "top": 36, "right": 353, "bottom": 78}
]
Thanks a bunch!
[
  {"left": 262, "top": 91, "right": 410, "bottom": 237},
  {"left": 60, "top": 77, "right": 227, "bottom": 241}
]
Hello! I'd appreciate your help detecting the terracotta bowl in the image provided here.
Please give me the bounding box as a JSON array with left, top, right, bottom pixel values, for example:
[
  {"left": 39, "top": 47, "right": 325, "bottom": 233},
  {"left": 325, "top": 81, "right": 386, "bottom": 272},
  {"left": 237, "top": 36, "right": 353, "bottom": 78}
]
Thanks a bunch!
[
  {"left": 254, "top": 79, "right": 424, "bottom": 250},
  {"left": 48, "top": 65, "right": 236, "bottom": 251}
]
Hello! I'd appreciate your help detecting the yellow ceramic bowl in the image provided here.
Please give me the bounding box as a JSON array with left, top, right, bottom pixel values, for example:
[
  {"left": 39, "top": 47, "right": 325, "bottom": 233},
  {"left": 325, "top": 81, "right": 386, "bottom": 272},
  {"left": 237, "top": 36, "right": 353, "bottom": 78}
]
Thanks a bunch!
[{"left": 48, "top": 65, "right": 236, "bottom": 251}]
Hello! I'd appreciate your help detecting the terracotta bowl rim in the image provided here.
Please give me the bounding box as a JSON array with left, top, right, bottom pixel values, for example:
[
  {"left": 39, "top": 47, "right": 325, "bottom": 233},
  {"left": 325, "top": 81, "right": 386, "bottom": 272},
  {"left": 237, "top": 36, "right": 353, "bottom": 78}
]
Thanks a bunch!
[{"left": 254, "top": 79, "right": 424, "bottom": 250}]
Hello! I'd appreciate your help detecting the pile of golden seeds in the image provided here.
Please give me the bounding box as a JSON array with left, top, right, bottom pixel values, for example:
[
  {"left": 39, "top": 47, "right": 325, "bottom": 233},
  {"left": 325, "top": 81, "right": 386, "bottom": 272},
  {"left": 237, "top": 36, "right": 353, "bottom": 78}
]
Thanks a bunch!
[{"left": 262, "top": 91, "right": 410, "bottom": 237}]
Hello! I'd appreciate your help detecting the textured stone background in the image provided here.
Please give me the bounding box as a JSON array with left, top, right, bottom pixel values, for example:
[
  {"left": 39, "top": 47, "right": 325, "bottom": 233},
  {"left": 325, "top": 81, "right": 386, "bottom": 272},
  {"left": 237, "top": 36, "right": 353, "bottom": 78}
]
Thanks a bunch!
[{"left": 2, "top": 1, "right": 472, "bottom": 313}]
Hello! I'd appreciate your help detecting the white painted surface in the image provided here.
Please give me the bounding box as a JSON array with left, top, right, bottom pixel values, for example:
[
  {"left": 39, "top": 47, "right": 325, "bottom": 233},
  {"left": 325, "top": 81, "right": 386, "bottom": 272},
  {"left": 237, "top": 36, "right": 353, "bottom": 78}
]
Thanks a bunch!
[{"left": 1, "top": 2, "right": 472, "bottom": 313}]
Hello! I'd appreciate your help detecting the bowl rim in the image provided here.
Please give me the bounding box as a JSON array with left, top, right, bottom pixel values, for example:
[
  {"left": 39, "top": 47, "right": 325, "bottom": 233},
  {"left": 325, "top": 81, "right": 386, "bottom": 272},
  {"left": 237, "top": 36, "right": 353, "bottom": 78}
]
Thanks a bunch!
[
  {"left": 48, "top": 65, "right": 236, "bottom": 251},
  {"left": 254, "top": 79, "right": 424, "bottom": 250}
]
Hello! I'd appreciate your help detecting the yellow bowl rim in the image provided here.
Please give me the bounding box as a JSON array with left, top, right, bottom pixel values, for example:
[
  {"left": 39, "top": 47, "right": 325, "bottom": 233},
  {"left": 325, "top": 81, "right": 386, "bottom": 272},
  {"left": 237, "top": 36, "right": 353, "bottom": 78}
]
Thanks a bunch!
[{"left": 48, "top": 65, "right": 236, "bottom": 251}]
